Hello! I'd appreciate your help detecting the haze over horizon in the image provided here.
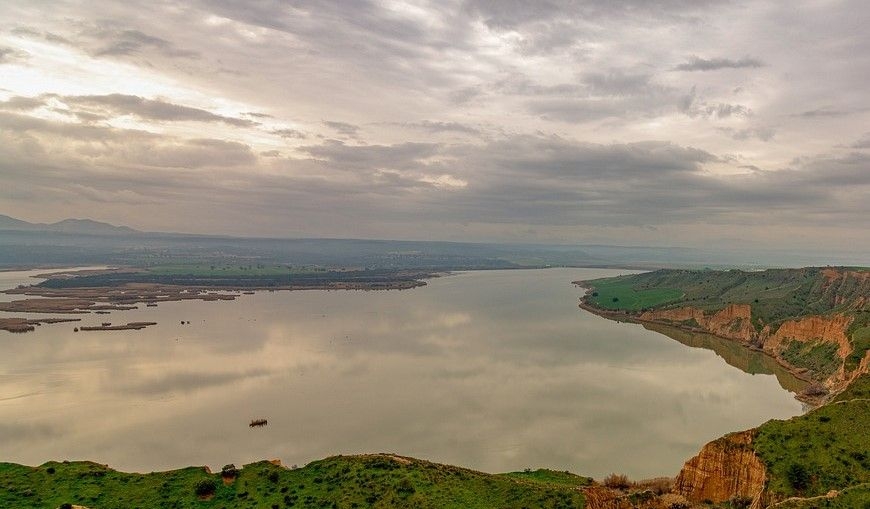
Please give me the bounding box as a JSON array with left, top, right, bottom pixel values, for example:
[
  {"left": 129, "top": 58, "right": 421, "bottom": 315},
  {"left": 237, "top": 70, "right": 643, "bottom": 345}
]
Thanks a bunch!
[{"left": 1, "top": 1, "right": 869, "bottom": 256}]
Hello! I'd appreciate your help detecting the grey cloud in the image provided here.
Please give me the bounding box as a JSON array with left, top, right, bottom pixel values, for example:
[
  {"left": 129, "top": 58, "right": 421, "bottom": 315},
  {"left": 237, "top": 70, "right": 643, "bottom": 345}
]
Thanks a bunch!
[
  {"left": 447, "top": 87, "right": 484, "bottom": 105},
  {"left": 0, "top": 96, "right": 45, "bottom": 110},
  {"left": 323, "top": 120, "right": 361, "bottom": 137},
  {"left": 850, "top": 134, "right": 870, "bottom": 149},
  {"left": 0, "top": 94, "right": 256, "bottom": 126},
  {"left": 300, "top": 139, "right": 441, "bottom": 170},
  {"left": 464, "top": 0, "right": 728, "bottom": 29},
  {"left": 0, "top": 110, "right": 150, "bottom": 141},
  {"left": 0, "top": 111, "right": 253, "bottom": 168},
  {"left": 402, "top": 120, "right": 480, "bottom": 135},
  {"left": 63, "top": 94, "right": 256, "bottom": 126},
  {"left": 0, "top": 45, "right": 29, "bottom": 64},
  {"left": 674, "top": 55, "right": 764, "bottom": 72},
  {"left": 494, "top": 73, "right": 584, "bottom": 96},
  {"left": 582, "top": 71, "right": 656, "bottom": 97},
  {"left": 679, "top": 87, "right": 751, "bottom": 119},
  {"left": 719, "top": 126, "right": 775, "bottom": 142},
  {"left": 11, "top": 26, "right": 72, "bottom": 45},
  {"left": 135, "top": 138, "right": 256, "bottom": 168},
  {"left": 795, "top": 107, "right": 855, "bottom": 118},
  {"left": 89, "top": 27, "right": 199, "bottom": 59},
  {"left": 272, "top": 128, "right": 307, "bottom": 139}
]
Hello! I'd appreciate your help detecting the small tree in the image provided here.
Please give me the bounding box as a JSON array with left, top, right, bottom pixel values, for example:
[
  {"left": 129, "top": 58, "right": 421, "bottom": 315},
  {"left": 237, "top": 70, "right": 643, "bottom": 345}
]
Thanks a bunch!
[
  {"left": 786, "top": 463, "right": 810, "bottom": 492},
  {"left": 194, "top": 478, "right": 217, "bottom": 497},
  {"left": 221, "top": 464, "right": 238, "bottom": 479}
]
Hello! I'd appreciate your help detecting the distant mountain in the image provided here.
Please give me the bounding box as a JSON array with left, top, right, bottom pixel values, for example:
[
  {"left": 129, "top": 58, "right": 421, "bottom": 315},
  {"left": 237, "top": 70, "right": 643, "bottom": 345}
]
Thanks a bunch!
[{"left": 0, "top": 214, "right": 139, "bottom": 235}]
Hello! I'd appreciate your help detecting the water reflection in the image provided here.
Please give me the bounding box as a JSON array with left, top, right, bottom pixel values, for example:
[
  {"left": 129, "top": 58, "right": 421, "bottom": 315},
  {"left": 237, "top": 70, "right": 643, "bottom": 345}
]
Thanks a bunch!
[{"left": 0, "top": 268, "right": 802, "bottom": 479}]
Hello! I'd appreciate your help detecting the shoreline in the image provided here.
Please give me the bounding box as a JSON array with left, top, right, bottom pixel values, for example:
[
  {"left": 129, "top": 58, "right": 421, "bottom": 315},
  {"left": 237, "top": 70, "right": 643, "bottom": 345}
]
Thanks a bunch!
[{"left": 575, "top": 294, "right": 824, "bottom": 407}]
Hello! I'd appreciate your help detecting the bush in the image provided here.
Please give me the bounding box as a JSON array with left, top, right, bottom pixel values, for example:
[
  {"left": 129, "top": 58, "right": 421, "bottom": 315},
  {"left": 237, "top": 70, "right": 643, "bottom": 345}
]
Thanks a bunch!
[
  {"left": 396, "top": 477, "right": 415, "bottom": 495},
  {"left": 729, "top": 495, "right": 752, "bottom": 508},
  {"left": 194, "top": 478, "right": 217, "bottom": 497},
  {"left": 221, "top": 464, "right": 238, "bottom": 478},
  {"left": 603, "top": 473, "right": 631, "bottom": 490},
  {"left": 786, "top": 463, "right": 810, "bottom": 491}
]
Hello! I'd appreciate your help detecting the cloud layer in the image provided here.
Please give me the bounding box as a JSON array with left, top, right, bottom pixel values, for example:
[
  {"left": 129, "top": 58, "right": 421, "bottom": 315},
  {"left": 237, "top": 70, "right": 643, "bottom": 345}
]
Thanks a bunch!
[{"left": 0, "top": 0, "right": 868, "bottom": 254}]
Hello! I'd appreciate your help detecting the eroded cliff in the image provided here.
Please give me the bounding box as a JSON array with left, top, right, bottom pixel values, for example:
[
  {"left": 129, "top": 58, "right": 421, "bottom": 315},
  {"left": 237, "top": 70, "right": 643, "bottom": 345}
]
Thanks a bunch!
[{"left": 674, "top": 430, "right": 767, "bottom": 506}]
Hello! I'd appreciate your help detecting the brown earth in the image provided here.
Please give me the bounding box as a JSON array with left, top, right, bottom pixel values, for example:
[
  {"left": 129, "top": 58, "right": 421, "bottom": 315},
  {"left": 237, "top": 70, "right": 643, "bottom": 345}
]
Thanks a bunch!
[
  {"left": 0, "top": 317, "right": 81, "bottom": 333},
  {"left": 674, "top": 430, "right": 767, "bottom": 507}
]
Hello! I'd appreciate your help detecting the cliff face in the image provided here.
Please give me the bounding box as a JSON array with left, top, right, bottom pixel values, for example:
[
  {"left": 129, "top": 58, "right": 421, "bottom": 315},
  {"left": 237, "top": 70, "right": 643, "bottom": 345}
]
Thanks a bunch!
[
  {"left": 674, "top": 430, "right": 766, "bottom": 506},
  {"left": 763, "top": 313, "right": 853, "bottom": 359},
  {"left": 640, "top": 304, "right": 754, "bottom": 344},
  {"left": 638, "top": 305, "right": 858, "bottom": 388}
]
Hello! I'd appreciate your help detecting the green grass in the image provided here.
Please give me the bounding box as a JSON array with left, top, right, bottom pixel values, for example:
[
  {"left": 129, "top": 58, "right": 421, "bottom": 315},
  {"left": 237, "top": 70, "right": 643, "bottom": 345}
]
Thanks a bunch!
[
  {"left": 0, "top": 455, "right": 587, "bottom": 509},
  {"left": 584, "top": 276, "right": 683, "bottom": 311},
  {"left": 772, "top": 484, "right": 870, "bottom": 508},
  {"left": 781, "top": 341, "right": 842, "bottom": 379},
  {"left": 833, "top": 373, "right": 870, "bottom": 403},
  {"left": 500, "top": 469, "right": 593, "bottom": 489},
  {"left": 753, "top": 399, "right": 870, "bottom": 499},
  {"left": 583, "top": 268, "right": 870, "bottom": 326},
  {"left": 846, "top": 325, "right": 870, "bottom": 371}
]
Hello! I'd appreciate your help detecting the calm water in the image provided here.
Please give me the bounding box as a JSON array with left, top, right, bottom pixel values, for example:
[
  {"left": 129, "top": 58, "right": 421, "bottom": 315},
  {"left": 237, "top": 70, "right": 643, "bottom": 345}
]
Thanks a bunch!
[{"left": 0, "top": 268, "right": 802, "bottom": 479}]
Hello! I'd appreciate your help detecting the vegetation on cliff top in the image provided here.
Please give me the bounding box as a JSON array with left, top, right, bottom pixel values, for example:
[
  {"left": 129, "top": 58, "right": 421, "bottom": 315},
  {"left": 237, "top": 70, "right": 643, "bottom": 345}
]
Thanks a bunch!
[
  {"left": 0, "top": 455, "right": 590, "bottom": 509},
  {"left": 581, "top": 267, "right": 870, "bottom": 326},
  {"left": 753, "top": 399, "right": 870, "bottom": 500}
]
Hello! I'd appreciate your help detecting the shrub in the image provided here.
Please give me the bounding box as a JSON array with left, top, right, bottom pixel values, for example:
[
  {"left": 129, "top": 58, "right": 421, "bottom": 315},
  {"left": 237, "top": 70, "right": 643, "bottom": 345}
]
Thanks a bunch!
[
  {"left": 194, "top": 478, "right": 217, "bottom": 497},
  {"left": 396, "top": 477, "right": 415, "bottom": 495},
  {"left": 729, "top": 495, "right": 752, "bottom": 508},
  {"left": 786, "top": 463, "right": 810, "bottom": 491},
  {"left": 221, "top": 464, "right": 238, "bottom": 478},
  {"left": 603, "top": 473, "right": 631, "bottom": 490}
]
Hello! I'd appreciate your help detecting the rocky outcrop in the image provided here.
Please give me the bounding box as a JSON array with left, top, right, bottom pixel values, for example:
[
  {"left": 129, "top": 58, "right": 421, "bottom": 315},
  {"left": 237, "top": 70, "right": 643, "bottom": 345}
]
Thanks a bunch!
[
  {"left": 764, "top": 314, "right": 853, "bottom": 359},
  {"left": 637, "top": 303, "right": 857, "bottom": 389},
  {"left": 674, "top": 430, "right": 766, "bottom": 507},
  {"left": 582, "top": 486, "right": 675, "bottom": 509},
  {"left": 639, "top": 304, "right": 754, "bottom": 344}
]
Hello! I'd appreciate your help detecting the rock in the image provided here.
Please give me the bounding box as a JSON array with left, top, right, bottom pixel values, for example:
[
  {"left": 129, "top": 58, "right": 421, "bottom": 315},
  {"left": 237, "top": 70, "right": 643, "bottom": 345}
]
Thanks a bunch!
[{"left": 674, "top": 430, "right": 766, "bottom": 506}]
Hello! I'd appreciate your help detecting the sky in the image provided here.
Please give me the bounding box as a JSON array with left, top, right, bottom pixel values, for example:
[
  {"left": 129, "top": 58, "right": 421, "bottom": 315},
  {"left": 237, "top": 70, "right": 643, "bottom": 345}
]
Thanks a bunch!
[{"left": 0, "top": 1, "right": 868, "bottom": 253}]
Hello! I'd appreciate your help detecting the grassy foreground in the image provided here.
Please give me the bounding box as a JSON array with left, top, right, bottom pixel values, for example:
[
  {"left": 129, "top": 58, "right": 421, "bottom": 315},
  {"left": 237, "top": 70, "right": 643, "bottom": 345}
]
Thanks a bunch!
[
  {"left": 754, "top": 397, "right": 870, "bottom": 500},
  {"left": 0, "top": 454, "right": 590, "bottom": 509}
]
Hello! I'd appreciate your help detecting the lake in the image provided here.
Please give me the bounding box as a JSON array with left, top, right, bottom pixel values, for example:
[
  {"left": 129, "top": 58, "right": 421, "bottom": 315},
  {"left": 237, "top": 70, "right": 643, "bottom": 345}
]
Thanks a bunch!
[{"left": 0, "top": 268, "right": 803, "bottom": 479}]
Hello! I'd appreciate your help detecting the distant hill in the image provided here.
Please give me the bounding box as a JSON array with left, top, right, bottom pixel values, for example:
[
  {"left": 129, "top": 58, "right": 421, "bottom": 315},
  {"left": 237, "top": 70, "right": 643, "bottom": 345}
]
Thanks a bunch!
[{"left": 0, "top": 214, "right": 139, "bottom": 236}]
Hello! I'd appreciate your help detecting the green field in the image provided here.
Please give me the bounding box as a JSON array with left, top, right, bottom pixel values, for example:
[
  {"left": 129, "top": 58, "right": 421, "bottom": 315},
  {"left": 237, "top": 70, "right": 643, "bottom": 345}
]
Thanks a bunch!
[
  {"left": 753, "top": 399, "right": 870, "bottom": 499},
  {"left": 583, "top": 276, "right": 683, "bottom": 311},
  {"left": 144, "top": 264, "right": 322, "bottom": 277},
  {"left": 583, "top": 268, "right": 870, "bottom": 327},
  {"left": 773, "top": 484, "right": 870, "bottom": 508},
  {"left": 0, "top": 455, "right": 589, "bottom": 509}
]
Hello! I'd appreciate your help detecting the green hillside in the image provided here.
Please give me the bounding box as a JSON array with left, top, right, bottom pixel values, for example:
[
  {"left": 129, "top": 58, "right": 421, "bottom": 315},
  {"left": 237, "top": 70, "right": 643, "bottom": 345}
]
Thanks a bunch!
[
  {"left": 0, "top": 455, "right": 590, "bottom": 509},
  {"left": 581, "top": 267, "right": 870, "bottom": 326}
]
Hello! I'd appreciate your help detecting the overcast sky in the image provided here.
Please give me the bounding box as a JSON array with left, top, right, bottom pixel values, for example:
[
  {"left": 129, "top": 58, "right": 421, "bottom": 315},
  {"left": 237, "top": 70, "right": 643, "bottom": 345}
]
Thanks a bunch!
[{"left": 0, "top": 1, "right": 868, "bottom": 253}]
